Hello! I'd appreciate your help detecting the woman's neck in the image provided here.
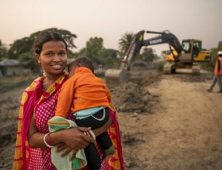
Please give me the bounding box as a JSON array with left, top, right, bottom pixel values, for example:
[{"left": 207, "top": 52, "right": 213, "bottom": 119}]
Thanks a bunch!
[{"left": 42, "top": 73, "right": 63, "bottom": 91}]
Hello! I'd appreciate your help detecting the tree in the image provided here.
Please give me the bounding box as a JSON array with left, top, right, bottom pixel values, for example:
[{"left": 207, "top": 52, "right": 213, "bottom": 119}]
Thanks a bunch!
[
  {"left": 203, "top": 41, "right": 222, "bottom": 70},
  {"left": 118, "top": 32, "right": 135, "bottom": 55},
  {"left": 211, "top": 41, "right": 222, "bottom": 64},
  {"left": 139, "top": 47, "right": 158, "bottom": 63},
  {"left": 75, "top": 39, "right": 119, "bottom": 68},
  {"left": 98, "top": 49, "right": 119, "bottom": 68},
  {"left": 7, "top": 37, "right": 34, "bottom": 59},
  {"left": 85, "top": 37, "right": 103, "bottom": 62},
  {"left": 0, "top": 40, "right": 8, "bottom": 61},
  {"left": 77, "top": 47, "right": 86, "bottom": 57},
  {"left": 17, "top": 51, "right": 33, "bottom": 64},
  {"left": 7, "top": 28, "right": 77, "bottom": 59}
]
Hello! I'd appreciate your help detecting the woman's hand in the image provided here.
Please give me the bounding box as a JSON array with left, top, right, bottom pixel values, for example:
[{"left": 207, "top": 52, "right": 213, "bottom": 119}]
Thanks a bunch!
[
  {"left": 56, "top": 143, "right": 78, "bottom": 160},
  {"left": 54, "top": 127, "right": 94, "bottom": 160},
  {"left": 62, "top": 126, "right": 95, "bottom": 150},
  {"left": 56, "top": 116, "right": 113, "bottom": 159}
]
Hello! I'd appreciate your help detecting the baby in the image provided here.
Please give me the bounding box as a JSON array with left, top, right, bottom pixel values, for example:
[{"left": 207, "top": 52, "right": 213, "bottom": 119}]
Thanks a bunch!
[{"left": 54, "top": 56, "right": 115, "bottom": 170}]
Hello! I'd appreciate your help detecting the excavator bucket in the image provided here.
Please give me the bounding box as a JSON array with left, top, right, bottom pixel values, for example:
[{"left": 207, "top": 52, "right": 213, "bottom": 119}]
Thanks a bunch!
[
  {"left": 105, "top": 69, "right": 130, "bottom": 88},
  {"left": 163, "top": 62, "right": 176, "bottom": 74}
]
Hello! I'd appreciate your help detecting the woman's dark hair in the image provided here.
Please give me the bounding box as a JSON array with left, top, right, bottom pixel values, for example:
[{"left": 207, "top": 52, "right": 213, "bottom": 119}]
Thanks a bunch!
[
  {"left": 69, "top": 57, "right": 94, "bottom": 73},
  {"left": 33, "top": 31, "right": 68, "bottom": 55}
]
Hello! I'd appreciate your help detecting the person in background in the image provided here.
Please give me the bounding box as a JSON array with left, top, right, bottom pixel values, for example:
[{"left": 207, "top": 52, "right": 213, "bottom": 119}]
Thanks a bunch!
[
  {"left": 207, "top": 51, "right": 222, "bottom": 93},
  {"left": 13, "top": 31, "right": 124, "bottom": 170}
]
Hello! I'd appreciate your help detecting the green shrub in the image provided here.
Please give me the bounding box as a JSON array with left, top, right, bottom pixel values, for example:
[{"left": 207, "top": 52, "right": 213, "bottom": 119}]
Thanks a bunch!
[
  {"left": 200, "top": 62, "right": 214, "bottom": 72},
  {"left": 156, "top": 61, "right": 164, "bottom": 72}
]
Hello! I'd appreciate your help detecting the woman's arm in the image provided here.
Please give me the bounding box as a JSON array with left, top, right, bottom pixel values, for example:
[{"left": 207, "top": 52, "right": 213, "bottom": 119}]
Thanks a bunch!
[
  {"left": 28, "top": 115, "right": 113, "bottom": 159},
  {"left": 28, "top": 117, "right": 94, "bottom": 149},
  {"left": 28, "top": 115, "right": 112, "bottom": 149}
]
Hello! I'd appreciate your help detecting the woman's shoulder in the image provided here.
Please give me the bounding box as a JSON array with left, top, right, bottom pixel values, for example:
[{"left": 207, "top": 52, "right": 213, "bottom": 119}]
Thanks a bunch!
[
  {"left": 19, "top": 77, "right": 44, "bottom": 104},
  {"left": 24, "top": 77, "right": 44, "bottom": 92}
]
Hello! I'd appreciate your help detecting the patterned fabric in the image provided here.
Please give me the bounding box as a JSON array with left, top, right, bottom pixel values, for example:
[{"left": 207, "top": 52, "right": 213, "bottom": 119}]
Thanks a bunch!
[
  {"left": 13, "top": 73, "right": 68, "bottom": 170},
  {"left": 107, "top": 105, "right": 124, "bottom": 170},
  {"left": 13, "top": 73, "right": 124, "bottom": 170}
]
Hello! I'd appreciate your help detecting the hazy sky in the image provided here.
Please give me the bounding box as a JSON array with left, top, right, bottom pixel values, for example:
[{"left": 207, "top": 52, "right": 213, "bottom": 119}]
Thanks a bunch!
[{"left": 0, "top": 0, "right": 222, "bottom": 55}]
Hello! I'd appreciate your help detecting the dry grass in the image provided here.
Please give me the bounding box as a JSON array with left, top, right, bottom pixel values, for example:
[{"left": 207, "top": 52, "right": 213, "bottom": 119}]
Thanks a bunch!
[{"left": 0, "top": 75, "right": 34, "bottom": 93}]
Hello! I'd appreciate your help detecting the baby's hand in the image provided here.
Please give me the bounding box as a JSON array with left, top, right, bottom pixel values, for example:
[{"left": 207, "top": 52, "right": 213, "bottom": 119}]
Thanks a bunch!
[{"left": 84, "top": 129, "right": 96, "bottom": 141}]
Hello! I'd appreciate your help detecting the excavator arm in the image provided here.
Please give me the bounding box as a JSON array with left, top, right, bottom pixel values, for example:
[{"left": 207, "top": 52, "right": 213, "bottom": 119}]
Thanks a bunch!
[{"left": 121, "top": 30, "right": 183, "bottom": 71}]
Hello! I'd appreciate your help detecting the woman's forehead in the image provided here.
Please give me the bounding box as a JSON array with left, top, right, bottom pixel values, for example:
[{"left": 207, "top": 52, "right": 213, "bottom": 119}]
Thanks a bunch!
[{"left": 42, "top": 41, "right": 66, "bottom": 51}]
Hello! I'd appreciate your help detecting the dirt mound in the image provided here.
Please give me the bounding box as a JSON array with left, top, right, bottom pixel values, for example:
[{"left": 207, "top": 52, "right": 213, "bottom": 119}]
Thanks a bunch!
[{"left": 110, "top": 82, "right": 155, "bottom": 113}]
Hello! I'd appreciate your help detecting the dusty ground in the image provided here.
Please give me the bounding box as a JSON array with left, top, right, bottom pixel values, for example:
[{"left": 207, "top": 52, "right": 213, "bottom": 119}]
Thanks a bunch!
[
  {"left": 1, "top": 69, "right": 222, "bottom": 170},
  {"left": 119, "top": 69, "right": 222, "bottom": 170}
]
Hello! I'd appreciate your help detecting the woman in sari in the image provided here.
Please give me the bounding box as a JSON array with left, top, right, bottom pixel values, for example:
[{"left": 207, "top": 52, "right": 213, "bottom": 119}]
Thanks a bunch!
[{"left": 13, "top": 31, "right": 124, "bottom": 170}]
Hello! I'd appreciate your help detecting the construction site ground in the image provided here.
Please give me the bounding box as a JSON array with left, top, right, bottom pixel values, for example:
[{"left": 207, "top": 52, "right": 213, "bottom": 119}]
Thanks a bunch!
[{"left": 1, "top": 69, "right": 222, "bottom": 170}]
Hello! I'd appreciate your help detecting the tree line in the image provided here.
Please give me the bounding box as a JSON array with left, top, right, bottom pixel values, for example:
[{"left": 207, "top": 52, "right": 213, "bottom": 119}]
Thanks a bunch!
[
  {"left": 3, "top": 28, "right": 220, "bottom": 71},
  {"left": 0, "top": 28, "right": 159, "bottom": 70}
]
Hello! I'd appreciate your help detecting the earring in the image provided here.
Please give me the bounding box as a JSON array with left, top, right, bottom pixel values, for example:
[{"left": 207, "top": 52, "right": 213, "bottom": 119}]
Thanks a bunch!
[{"left": 42, "top": 70, "right": 46, "bottom": 77}]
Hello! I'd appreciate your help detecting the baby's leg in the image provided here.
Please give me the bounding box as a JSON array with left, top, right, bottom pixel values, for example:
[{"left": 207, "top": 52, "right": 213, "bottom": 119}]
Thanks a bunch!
[
  {"left": 103, "top": 146, "right": 115, "bottom": 162},
  {"left": 84, "top": 143, "right": 101, "bottom": 170},
  {"left": 97, "top": 132, "right": 115, "bottom": 162}
]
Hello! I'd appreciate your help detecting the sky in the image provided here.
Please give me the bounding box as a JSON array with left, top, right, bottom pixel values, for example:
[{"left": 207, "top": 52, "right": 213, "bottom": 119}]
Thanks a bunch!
[{"left": 0, "top": 0, "right": 222, "bottom": 55}]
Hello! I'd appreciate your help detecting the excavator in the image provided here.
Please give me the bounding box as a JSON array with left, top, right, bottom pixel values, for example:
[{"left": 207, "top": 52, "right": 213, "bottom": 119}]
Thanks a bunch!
[{"left": 105, "top": 30, "right": 211, "bottom": 87}]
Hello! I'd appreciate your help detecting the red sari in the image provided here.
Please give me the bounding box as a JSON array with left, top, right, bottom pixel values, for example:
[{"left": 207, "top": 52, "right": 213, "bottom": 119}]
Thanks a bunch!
[{"left": 13, "top": 73, "right": 124, "bottom": 170}]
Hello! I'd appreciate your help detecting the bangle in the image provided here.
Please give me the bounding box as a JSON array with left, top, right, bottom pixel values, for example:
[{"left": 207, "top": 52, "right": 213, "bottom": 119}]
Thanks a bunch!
[
  {"left": 43, "top": 132, "right": 54, "bottom": 148},
  {"left": 89, "top": 130, "right": 96, "bottom": 140}
]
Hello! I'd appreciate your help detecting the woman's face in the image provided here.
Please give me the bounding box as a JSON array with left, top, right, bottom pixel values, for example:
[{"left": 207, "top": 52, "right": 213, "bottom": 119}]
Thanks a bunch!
[{"left": 36, "top": 41, "right": 67, "bottom": 77}]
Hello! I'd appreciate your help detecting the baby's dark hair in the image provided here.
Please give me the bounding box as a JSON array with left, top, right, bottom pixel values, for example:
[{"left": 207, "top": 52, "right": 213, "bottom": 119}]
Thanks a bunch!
[
  {"left": 33, "top": 31, "right": 68, "bottom": 55},
  {"left": 69, "top": 57, "right": 94, "bottom": 73}
]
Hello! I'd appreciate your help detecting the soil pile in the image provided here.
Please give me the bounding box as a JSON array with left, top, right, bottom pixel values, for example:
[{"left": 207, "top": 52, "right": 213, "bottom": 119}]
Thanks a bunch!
[{"left": 110, "top": 82, "right": 154, "bottom": 113}]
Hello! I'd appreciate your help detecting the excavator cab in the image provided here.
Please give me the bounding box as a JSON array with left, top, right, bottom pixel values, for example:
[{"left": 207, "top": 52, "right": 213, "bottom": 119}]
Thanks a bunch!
[
  {"left": 164, "top": 39, "right": 211, "bottom": 74},
  {"left": 190, "top": 40, "right": 211, "bottom": 62},
  {"left": 166, "top": 40, "right": 211, "bottom": 63},
  {"left": 191, "top": 40, "right": 201, "bottom": 58}
]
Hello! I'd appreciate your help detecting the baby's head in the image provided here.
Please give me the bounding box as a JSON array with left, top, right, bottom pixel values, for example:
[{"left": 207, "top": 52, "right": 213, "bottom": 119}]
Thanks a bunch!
[{"left": 68, "top": 56, "right": 94, "bottom": 77}]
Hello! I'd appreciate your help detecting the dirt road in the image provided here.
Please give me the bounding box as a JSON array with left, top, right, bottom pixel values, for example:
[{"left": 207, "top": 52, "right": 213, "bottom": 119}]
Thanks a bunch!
[
  {"left": 119, "top": 69, "right": 222, "bottom": 170},
  {"left": 1, "top": 70, "right": 222, "bottom": 170}
]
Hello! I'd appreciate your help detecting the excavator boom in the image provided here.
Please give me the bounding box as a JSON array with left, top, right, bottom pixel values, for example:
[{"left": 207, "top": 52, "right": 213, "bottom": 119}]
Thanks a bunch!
[
  {"left": 121, "top": 30, "right": 183, "bottom": 71},
  {"left": 144, "top": 31, "right": 183, "bottom": 56}
]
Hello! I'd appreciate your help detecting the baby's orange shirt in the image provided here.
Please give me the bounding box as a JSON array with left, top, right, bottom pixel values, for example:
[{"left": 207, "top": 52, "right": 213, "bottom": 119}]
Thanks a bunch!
[{"left": 55, "top": 67, "right": 112, "bottom": 117}]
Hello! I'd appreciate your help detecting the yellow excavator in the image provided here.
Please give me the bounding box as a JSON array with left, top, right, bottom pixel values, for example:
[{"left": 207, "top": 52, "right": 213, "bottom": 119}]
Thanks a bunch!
[
  {"left": 164, "top": 38, "right": 211, "bottom": 73},
  {"left": 105, "top": 30, "right": 211, "bottom": 87}
]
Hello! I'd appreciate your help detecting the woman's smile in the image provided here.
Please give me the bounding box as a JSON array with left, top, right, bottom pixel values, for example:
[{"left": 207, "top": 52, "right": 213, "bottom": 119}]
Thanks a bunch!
[{"left": 51, "top": 64, "right": 63, "bottom": 69}]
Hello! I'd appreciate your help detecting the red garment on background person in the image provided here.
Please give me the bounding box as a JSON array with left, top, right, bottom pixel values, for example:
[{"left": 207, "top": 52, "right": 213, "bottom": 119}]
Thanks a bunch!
[{"left": 214, "top": 57, "right": 222, "bottom": 75}]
